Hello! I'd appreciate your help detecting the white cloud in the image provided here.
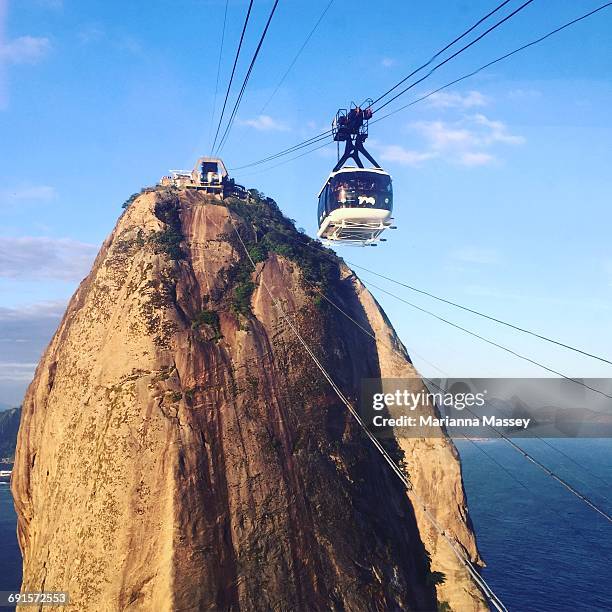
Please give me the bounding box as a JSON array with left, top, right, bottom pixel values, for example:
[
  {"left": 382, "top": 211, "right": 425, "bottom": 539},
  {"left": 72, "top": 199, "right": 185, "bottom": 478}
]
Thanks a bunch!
[
  {"left": 0, "top": 2, "right": 52, "bottom": 109},
  {"left": 0, "top": 185, "right": 57, "bottom": 204},
  {"left": 427, "top": 90, "right": 488, "bottom": 109},
  {"left": 76, "top": 25, "right": 143, "bottom": 56},
  {"left": 0, "top": 35, "right": 51, "bottom": 65},
  {"left": 0, "top": 300, "right": 66, "bottom": 395},
  {"left": 303, "top": 120, "right": 330, "bottom": 137},
  {"left": 459, "top": 152, "right": 495, "bottom": 167},
  {"left": 410, "top": 113, "right": 524, "bottom": 166},
  {"left": 376, "top": 144, "right": 437, "bottom": 166},
  {"left": 0, "top": 237, "right": 97, "bottom": 281},
  {"left": 237, "top": 114, "right": 289, "bottom": 132},
  {"left": 381, "top": 57, "right": 396, "bottom": 68},
  {"left": 413, "top": 120, "right": 474, "bottom": 149},
  {"left": 0, "top": 363, "right": 37, "bottom": 382},
  {"left": 451, "top": 247, "right": 500, "bottom": 265},
  {"left": 471, "top": 113, "right": 525, "bottom": 145},
  {"left": 508, "top": 88, "right": 541, "bottom": 100},
  {"left": 0, "top": 300, "right": 67, "bottom": 322}
]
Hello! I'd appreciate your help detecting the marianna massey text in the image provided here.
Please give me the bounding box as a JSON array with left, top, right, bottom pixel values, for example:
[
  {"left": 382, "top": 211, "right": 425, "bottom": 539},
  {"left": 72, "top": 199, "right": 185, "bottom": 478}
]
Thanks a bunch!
[{"left": 372, "top": 414, "right": 532, "bottom": 429}]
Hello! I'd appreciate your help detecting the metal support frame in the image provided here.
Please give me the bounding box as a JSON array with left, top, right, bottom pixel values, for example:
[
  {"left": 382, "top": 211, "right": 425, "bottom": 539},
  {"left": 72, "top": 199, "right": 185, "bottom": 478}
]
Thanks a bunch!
[
  {"left": 333, "top": 134, "right": 381, "bottom": 172},
  {"left": 331, "top": 100, "right": 380, "bottom": 172}
]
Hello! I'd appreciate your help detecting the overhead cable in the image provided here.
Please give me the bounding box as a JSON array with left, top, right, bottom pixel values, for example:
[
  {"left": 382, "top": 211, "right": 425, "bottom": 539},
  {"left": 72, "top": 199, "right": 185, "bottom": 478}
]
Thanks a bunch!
[
  {"left": 260, "top": 0, "right": 336, "bottom": 113},
  {"left": 372, "top": 2, "right": 612, "bottom": 123},
  {"left": 208, "top": 0, "right": 230, "bottom": 153},
  {"left": 229, "top": 216, "right": 507, "bottom": 612},
  {"left": 349, "top": 262, "right": 612, "bottom": 366},
  {"left": 371, "top": 0, "right": 516, "bottom": 106},
  {"left": 232, "top": 2, "right": 611, "bottom": 170},
  {"left": 215, "top": 0, "right": 282, "bottom": 154},
  {"left": 372, "top": 0, "right": 536, "bottom": 113},
  {"left": 211, "top": 0, "right": 255, "bottom": 153},
  {"left": 301, "top": 266, "right": 612, "bottom": 523}
]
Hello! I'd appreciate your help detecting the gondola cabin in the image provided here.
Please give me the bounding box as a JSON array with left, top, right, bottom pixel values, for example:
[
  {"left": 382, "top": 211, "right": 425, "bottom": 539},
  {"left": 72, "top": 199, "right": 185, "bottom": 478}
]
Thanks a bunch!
[{"left": 317, "top": 167, "right": 393, "bottom": 245}]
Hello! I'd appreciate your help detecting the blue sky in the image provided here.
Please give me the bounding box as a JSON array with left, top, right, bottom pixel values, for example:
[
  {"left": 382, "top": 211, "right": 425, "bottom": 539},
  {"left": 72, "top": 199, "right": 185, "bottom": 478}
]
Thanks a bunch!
[{"left": 1, "top": 0, "right": 611, "bottom": 405}]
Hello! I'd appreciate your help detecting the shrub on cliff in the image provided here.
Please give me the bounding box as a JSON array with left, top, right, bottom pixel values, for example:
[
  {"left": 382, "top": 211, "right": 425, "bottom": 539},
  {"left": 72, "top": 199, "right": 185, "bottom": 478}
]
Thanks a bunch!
[
  {"left": 122, "top": 192, "right": 140, "bottom": 209},
  {"left": 150, "top": 227, "right": 184, "bottom": 260},
  {"left": 150, "top": 191, "right": 185, "bottom": 260},
  {"left": 122, "top": 186, "right": 159, "bottom": 209},
  {"left": 232, "top": 277, "right": 256, "bottom": 317},
  {"left": 226, "top": 195, "right": 339, "bottom": 293},
  {"left": 192, "top": 309, "right": 222, "bottom": 342}
]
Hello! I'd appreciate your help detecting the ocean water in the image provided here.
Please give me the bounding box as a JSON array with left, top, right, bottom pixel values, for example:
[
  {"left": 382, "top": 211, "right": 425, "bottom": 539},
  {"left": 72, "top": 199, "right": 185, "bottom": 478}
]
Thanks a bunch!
[
  {"left": 0, "top": 440, "right": 609, "bottom": 610},
  {"left": 0, "top": 483, "right": 21, "bottom": 593},
  {"left": 455, "top": 438, "right": 612, "bottom": 611}
]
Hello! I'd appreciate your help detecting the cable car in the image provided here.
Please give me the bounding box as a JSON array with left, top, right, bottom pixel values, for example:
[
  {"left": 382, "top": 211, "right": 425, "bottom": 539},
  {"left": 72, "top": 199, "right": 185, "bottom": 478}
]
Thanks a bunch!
[
  {"left": 317, "top": 102, "right": 395, "bottom": 246},
  {"left": 317, "top": 167, "right": 393, "bottom": 245}
]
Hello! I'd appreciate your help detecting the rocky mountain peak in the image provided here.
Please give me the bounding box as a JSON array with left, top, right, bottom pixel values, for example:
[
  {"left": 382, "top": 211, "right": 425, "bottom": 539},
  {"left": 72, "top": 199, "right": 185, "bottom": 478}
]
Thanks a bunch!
[{"left": 12, "top": 187, "right": 486, "bottom": 611}]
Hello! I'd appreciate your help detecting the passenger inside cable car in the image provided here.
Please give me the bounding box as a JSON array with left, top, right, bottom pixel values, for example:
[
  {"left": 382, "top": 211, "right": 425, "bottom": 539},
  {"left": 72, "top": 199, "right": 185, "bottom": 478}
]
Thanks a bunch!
[
  {"left": 318, "top": 169, "right": 392, "bottom": 223},
  {"left": 332, "top": 175, "right": 392, "bottom": 208}
]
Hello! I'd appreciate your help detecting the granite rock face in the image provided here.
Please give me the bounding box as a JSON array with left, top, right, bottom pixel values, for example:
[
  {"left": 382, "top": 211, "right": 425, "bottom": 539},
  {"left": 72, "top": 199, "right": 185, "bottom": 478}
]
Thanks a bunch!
[{"left": 12, "top": 189, "right": 486, "bottom": 611}]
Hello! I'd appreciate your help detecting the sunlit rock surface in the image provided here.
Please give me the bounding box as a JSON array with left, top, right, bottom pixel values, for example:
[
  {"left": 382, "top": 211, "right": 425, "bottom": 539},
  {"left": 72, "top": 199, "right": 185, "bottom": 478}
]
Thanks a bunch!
[{"left": 12, "top": 188, "right": 486, "bottom": 611}]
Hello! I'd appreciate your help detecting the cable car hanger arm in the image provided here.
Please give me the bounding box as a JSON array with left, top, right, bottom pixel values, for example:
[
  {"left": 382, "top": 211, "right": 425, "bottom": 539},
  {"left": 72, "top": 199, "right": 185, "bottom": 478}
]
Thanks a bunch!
[
  {"left": 333, "top": 134, "right": 381, "bottom": 172},
  {"left": 332, "top": 101, "right": 381, "bottom": 171}
]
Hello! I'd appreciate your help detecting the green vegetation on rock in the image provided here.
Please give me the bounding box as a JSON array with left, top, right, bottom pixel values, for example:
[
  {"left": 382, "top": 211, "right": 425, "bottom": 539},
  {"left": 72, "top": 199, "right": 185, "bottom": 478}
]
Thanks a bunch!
[
  {"left": 224, "top": 191, "right": 340, "bottom": 313},
  {"left": 150, "top": 227, "right": 184, "bottom": 260},
  {"left": 150, "top": 191, "right": 185, "bottom": 260},
  {"left": 192, "top": 309, "right": 223, "bottom": 342},
  {"left": 122, "top": 186, "right": 158, "bottom": 209},
  {"left": 122, "top": 193, "right": 140, "bottom": 209}
]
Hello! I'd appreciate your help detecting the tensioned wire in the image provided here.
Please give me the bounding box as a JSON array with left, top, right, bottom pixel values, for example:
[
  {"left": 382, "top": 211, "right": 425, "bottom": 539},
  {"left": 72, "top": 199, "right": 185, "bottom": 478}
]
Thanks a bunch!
[
  {"left": 231, "top": 2, "right": 612, "bottom": 171},
  {"left": 228, "top": 213, "right": 508, "bottom": 612}
]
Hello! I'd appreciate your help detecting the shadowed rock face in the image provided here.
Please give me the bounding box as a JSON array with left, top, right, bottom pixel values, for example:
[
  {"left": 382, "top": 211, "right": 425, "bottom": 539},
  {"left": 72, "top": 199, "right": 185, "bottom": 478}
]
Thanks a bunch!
[{"left": 12, "top": 189, "right": 486, "bottom": 611}]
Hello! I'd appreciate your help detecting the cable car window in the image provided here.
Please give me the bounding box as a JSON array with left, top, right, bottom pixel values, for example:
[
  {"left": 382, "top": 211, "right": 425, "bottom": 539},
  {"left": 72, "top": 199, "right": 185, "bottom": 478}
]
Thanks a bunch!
[
  {"left": 325, "top": 185, "right": 334, "bottom": 215},
  {"left": 329, "top": 173, "right": 392, "bottom": 211},
  {"left": 318, "top": 188, "right": 326, "bottom": 221},
  {"left": 201, "top": 162, "right": 218, "bottom": 174}
]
